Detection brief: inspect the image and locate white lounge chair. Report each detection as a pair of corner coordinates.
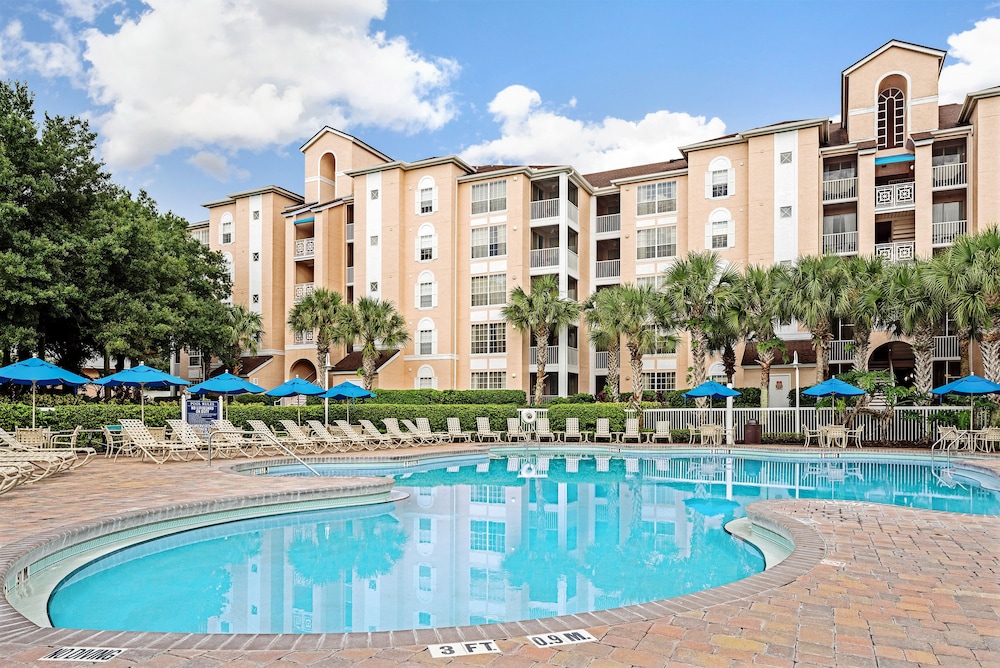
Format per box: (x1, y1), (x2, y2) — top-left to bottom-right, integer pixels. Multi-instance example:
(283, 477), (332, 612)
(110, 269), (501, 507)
(564, 417), (587, 442)
(476, 417), (502, 442)
(593, 418), (616, 443)
(506, 417), (529, 442)
(650, 421), (673, 444)
(446, 417), (472, 442)
(534, 417), (559, 442)
(621, 418), (642, 444)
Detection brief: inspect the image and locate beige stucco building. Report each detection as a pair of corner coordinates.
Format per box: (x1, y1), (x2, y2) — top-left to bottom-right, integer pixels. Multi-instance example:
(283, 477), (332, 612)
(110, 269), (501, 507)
(183, 40), (1000, 404)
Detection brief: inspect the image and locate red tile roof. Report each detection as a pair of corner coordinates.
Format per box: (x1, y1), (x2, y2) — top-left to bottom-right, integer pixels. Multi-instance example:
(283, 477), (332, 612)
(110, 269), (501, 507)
(583, 159), (688, 188)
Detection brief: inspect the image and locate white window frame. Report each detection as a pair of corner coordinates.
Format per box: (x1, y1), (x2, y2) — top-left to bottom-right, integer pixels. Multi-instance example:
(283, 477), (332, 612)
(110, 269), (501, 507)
(636, 274), (669, 291)
(705, 157), (735, 199)
(471, 273), (506, 307)
(705, 208), (736, 250)
(415, 270), (437, 309)
(471, 371), (506, 390)
(219, 214), (234, 245)
(191, 228), (210, 246)
(636, 226), (677, 260)
(471, 224), (507, 259)
(415, 223), (438, 262)
(877, 87), (905, 150)
(416, 176), (438, 215)
(636, 181), (677, 216)
(416, 364), (436, 389)
(647, 326), (677, 355)
(642, 371), (676, 391)
(416, 318), (436, 356)
(471, 180), (507, 215)
(471, 323), (506, 355)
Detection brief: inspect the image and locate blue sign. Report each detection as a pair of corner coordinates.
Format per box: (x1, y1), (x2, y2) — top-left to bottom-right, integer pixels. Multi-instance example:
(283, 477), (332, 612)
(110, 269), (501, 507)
(185, 399), (220, 435)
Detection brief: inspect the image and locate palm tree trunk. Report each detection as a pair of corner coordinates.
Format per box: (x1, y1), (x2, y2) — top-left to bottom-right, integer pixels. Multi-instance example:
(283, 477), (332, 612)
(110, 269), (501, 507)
(814, 320), (832, 380)
(606, 337), (621, 402)
(911, 325), (934, 398)
(316, 342), (330, 388)
(534, 327), (549, 406)
(981, 328), (1000, 383)
(690, 332), (708, 387)
(362, 352), (377, 391)
(722, 343), (736, 384)
(758, 349), (775, 409)
(627, 341), (643, 408)
(852, 330), (870, 372)
(960, 335), (971, 377)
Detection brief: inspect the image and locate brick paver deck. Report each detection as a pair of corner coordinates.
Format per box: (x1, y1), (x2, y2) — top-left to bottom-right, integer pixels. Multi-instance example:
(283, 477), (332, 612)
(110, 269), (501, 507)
(1, 445), (999, 667)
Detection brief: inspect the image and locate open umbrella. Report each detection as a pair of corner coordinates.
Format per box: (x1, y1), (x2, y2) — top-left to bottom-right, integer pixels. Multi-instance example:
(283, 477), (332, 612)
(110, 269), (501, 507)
(187, 372), (264, 420)
(801, 377), (865, 398)
(265, 377), (325, 424)
(323, 381), (376, 422)
(931, 374), (1000, 430)
(0, 356), (90, 427)
(683, 381), (742, 400)
(93, 363), (190, 422)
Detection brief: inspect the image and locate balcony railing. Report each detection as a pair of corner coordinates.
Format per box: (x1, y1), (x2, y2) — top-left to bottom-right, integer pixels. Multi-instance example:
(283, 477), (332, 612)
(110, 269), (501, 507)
(874, 241), (916, 263)
(529, 346), (559, 365)
(822, 231), (858, 255)
(822, 177), (858, 202)
(568, 249), (579, 272)
(596, 213), (621, 234)
(530, 247), (560, 268)
(345, 223), (354, 242)
(294, 282), (315, 303)
(829, 340), (853, 364)
(294, 237), (315, 259)
(567, 201), (579, 224)
(346, 266), (354, 284)
(595, 351), (609, 371)
(932, 162), (967, 189)
(875, 182), (915, 210)
(530, 199), (559, 220)
(567, 346), (579, 367)
(933, 335), (960, 360)
(293, 330), (315, 345)
(595, 259), (621, 279)
(932, 219), (967, 246)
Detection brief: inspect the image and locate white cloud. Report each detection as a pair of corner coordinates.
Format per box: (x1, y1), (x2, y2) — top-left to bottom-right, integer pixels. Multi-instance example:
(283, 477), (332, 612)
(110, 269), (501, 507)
(460, 85), (726, 173)
(187, 151), (249, 181)
(8, 0), (460, 170)
(939, 17), (1000, 104)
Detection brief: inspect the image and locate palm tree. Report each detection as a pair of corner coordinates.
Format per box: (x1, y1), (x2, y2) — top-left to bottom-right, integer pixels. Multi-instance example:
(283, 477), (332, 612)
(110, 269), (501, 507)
(885, 260), (945, 397)
(663, 251), (739, 388)
(841, 255), (890, 371)
(584, 285), (627, 401)
(287, 288), (348, 385)
(340, 297), (411, 391)
(502, 275), (582, 405)
(737, 264), (790, 408)
(785, 254), (847, 381)
(615, 284), (673, 410)
(224, 303), (264, 375)
(927, 226), (1000, 382)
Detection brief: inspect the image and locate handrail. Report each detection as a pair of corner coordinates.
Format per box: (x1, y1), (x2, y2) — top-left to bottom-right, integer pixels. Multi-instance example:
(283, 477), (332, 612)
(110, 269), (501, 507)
(207, 429), (321, 476)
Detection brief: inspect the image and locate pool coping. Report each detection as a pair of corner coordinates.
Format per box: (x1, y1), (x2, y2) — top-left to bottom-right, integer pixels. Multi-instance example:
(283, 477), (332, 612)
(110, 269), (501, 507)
(1, 444), (996, 653)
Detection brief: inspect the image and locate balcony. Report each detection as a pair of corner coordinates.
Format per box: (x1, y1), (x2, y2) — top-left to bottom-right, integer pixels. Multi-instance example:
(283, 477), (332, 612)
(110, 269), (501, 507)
(875, 182), (915, 211)
(530, 247), (559, 268)
(933, 335), (960, 360)
(294, 282), (315, 303)
(596, 213), (621, 234)
(530, 199), (559, 220)
(932, 220), (967, 247)
(822, 177), (858, 203)
(529, 346), (559, 365)
(346, 266), (354, 285)
(294, 237), (315, 259)
(567, 201), (579, 224)
(595, 259), (621, 279)
(568, 249), (578, 272)
(822, 231), (858, 256)
(345, 223), (354, 242)
(829, 340), (853, 364)
(874, 241), (915, 263)
(932, 162), (967, 189)
(595, 351), (609, 371)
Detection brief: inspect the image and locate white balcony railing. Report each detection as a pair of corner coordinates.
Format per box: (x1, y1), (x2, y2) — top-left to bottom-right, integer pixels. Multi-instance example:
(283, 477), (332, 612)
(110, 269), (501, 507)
(568, 249), (579, 272)
(595, 259), (621, 279)
(596, 213), (621, 234)
(875, 182), (915, 210)
(933, 335), (960, 360)
(529, 346), (559, 365)
(822, 231), (858, 255)
(294, 237), (315, 259)
(932, 162), (967, 189)
(345, 223), (354, 242)
(294, 282), (316, 303)
(530, 247), (560, 268)
(567, 201), (579, 224)
(293, 330), (315, 345)
(932, 219), (967, 246)
(346, 266), (354, 284)
(829, 340), (853, 364)
(595, 351), (609, 371)
(530, 199), (559, 220)
(567, 346), (579, 367)
(822, 177), (858, 202)
(874, 241), (916, 263)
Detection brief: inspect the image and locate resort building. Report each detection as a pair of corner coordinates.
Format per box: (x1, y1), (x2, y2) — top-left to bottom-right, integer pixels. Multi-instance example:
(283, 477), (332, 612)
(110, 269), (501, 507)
(184, 39), (1000, 403)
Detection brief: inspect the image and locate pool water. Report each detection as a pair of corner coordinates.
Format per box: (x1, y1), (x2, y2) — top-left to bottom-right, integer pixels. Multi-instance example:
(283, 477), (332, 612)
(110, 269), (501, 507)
(48, 453), (1000, 634)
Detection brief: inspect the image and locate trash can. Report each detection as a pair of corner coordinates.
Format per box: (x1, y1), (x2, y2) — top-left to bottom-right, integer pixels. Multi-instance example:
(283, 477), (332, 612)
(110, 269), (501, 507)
(744, 419), (761, 444)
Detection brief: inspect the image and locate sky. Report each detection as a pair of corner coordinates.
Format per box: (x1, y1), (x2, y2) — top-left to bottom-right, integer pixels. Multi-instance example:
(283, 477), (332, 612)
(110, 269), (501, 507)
(2, 0), (999, 223)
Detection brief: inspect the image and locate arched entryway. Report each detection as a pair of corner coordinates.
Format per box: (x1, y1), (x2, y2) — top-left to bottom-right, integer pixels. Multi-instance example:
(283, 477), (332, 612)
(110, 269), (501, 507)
(289, 358), (318, 384)
(868, 341), (914, 386)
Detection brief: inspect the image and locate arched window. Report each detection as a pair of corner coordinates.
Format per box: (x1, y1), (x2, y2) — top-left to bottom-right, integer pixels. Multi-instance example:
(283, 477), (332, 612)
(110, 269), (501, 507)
(705, 157), (734, 199)
(219, 213), (234, 245)
(415, 270), (437, 309)
(416, 176), (437, 215)
(416, 318), (436, 356)
(415, 223), (438, 262)
(705, 208), (735, 250)
(878, 88), (905, 149)
(319, 152), (337, 201)
(416, 364), (436, 389)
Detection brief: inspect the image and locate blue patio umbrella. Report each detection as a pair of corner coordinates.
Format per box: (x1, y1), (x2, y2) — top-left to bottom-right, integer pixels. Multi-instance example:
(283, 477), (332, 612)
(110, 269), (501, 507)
(323, 381), (376, 422)
(187, 372), (264, 420)
(265, 377), (325, 423)
(0, 356), (90, 427)
(93, 363), (190, 422)
(801, 377), (866, 398)
(931, 374), (1000, 429)
(683, 381), (742, 400)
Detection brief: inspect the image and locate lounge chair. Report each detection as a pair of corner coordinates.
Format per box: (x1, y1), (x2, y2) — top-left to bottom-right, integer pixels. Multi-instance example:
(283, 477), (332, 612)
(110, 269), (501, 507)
(563, 417), (587, 442)
(1, 426), (88, 471)
(277, 420), (327, 453)
(650, 421), (673, 444)
(305, 420), (349, 452)
(534, 417), (559, 442)
(446, 417), (472, 442)
(475, 417), (502, 443)
(414, 418), (448, 443)
(359, 420), (395, 448)
(165, 419), (211, 459)
(40, 426), (97, 468)
(120, 419), (202, 463)
(403, 418), (438, 443)
(0, 461), (34, 494)
(505, 417), (529, 442)
(383, 418), (420, 445)
(334, 420), (376, 451)
(593, 418), (616, 443)
(621, 418), (642, 444)
(208, 419), (261, 458)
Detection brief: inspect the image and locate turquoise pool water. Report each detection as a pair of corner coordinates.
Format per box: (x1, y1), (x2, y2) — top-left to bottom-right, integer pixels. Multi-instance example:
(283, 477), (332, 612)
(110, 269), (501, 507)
(47, 453), (1000, 634)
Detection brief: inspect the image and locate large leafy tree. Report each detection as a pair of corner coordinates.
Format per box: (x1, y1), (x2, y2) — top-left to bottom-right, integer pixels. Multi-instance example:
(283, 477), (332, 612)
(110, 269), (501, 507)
(502, 275), (582, 405)
(584, 285), (628, 401)
(287, 288), (349, 385)
(737, 264), (791, 408)
(662, 251), (739, 388)
(340, 297), (411, 391)
(785, 254), (848, 381)
(885, 260), (945, 397)
(840, 254), (890, 371)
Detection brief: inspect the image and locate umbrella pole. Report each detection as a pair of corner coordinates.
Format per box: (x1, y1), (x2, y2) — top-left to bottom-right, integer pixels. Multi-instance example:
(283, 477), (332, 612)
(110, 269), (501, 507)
(140, 383), (145, 423)
(32, 382), (37, 429)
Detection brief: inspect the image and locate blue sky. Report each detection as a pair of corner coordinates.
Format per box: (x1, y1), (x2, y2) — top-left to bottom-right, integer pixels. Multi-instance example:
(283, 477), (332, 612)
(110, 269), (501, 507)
(2, 0), (999, 223)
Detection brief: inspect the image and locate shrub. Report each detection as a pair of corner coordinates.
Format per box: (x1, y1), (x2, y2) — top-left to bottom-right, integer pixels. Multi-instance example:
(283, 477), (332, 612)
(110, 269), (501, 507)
(367, 389), (525, 405)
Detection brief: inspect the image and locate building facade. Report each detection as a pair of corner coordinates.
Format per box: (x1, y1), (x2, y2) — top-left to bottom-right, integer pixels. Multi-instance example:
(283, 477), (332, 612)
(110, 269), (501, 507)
(186, 40), (1000, 402)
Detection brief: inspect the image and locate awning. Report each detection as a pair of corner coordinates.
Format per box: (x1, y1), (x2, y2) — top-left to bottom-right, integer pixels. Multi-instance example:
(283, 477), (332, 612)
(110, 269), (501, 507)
(294, 216), (315, 224)
(874, 154), (915, 165)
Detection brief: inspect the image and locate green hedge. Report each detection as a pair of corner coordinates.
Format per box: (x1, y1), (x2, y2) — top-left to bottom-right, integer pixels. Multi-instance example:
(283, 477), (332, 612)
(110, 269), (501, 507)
(545, 403), (629, 432)
(366, 389), (526, 405)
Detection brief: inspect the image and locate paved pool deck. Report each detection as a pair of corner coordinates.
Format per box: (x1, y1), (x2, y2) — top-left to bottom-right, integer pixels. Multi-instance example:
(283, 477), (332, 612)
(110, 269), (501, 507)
(1, 444), (999, 667)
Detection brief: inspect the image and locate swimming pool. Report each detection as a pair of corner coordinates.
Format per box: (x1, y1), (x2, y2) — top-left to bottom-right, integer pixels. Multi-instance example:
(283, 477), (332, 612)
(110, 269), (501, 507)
(45, 452), (1000, 634)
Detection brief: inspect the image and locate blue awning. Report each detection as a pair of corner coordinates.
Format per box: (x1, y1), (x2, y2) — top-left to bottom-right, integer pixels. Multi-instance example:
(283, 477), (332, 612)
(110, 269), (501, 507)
(294, 216), (315, 224)
(874, 154), (915, 165)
